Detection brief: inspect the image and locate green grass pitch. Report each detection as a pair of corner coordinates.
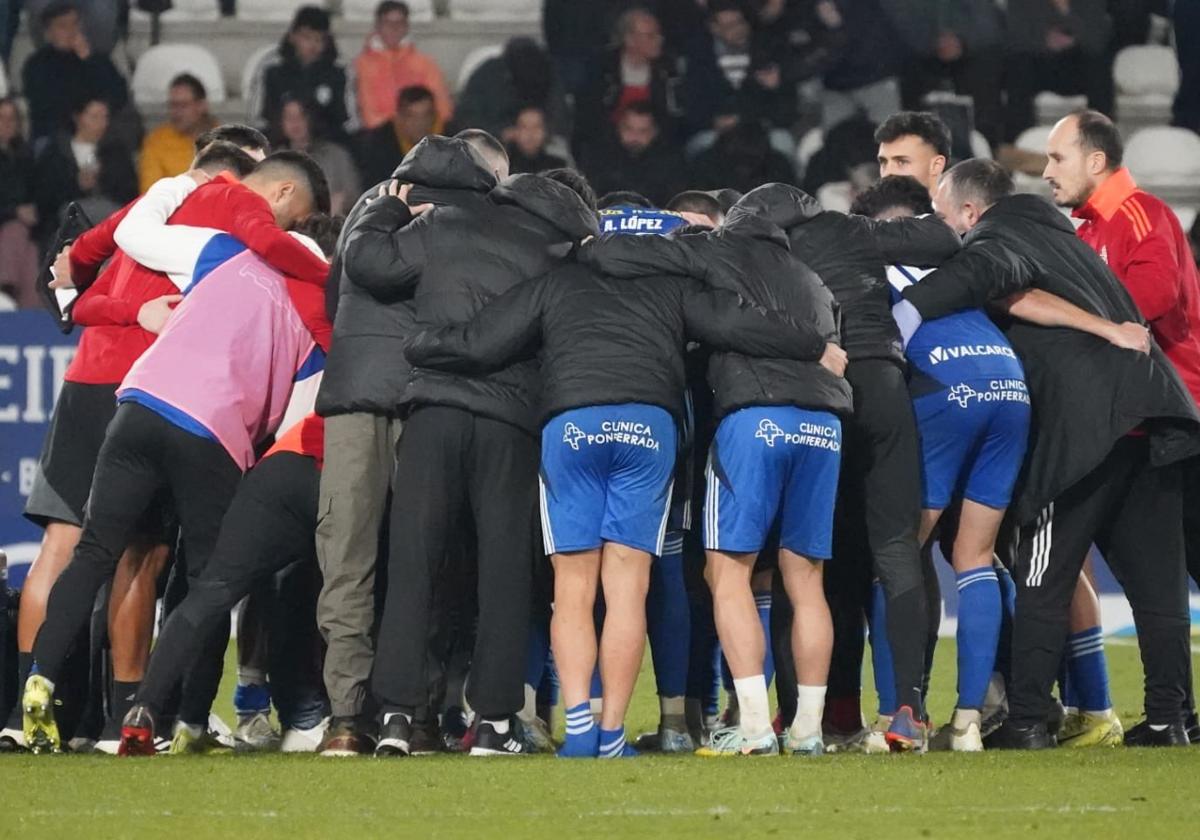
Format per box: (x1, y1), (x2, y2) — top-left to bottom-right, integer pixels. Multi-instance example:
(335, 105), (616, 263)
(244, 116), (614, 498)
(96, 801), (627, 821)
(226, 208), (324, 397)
(2, 640), (1199, 839)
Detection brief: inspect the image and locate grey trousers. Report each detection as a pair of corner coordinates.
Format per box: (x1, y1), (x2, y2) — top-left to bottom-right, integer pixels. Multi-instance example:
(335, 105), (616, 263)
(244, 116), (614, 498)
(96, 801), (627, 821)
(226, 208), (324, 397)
(315, 412), (403, 719)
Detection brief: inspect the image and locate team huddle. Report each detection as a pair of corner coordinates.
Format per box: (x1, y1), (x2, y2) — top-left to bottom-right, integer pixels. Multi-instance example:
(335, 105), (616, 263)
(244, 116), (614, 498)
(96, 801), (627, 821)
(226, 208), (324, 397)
(4, 106), (1200, 760)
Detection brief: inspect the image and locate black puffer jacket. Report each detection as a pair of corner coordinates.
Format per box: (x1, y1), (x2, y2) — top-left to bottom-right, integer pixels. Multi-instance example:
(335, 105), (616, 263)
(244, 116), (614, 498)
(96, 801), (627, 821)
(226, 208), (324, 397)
(903, 194), (1200, 523)
(582, 184), (854, 420)
(316, 135), (495, 418)
(759, 187), (961, 363)
(344, 163), (598, 434)
(405, 243), (830, 428)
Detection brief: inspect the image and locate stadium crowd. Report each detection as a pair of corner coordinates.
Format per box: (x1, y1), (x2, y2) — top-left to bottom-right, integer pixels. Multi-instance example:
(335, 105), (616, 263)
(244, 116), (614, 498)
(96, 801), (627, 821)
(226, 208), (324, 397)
(1, 0), (1200, 760)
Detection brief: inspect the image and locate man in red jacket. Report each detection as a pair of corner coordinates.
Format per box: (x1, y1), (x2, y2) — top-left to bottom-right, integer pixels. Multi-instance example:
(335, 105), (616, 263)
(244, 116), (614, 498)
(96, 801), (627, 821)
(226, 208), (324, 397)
(1, 139), (331, 753)
(1045, 109), (1200, 745)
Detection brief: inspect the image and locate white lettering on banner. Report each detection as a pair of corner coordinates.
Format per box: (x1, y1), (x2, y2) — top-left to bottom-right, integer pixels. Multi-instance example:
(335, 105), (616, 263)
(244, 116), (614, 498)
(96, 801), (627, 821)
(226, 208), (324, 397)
(0, 346), (18, 422)
(928, 344), (1017, 365)
(19, 458), (36, 496)
(754, 418), (840, 451)
(22, 345), (45, 423)
(0, 343), (78, 423)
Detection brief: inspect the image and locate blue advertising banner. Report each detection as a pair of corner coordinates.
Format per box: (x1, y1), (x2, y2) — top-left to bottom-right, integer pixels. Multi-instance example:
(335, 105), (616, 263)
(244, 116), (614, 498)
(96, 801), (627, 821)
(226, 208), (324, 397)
(0, 311), (78, 590)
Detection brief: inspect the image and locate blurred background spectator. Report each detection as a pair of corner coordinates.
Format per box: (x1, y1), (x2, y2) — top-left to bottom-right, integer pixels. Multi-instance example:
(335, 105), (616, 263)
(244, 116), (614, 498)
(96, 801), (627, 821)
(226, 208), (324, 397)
(356, 83), (439, 185)
(691, 116), (796, 193)
(274, 93), (361, 215)
(32, 94), (136, 249)
(355, 1), (452, 131)
(505, 105), (568, 174)
(249, 5), (356, 140)
(0, 95), (38, 308)
(139, 73), (217, 193)
(454, 36), (570, 139)
(580, 100), (687, 205)
(21, 2), (130, 144)
(23, 0), (123, 57)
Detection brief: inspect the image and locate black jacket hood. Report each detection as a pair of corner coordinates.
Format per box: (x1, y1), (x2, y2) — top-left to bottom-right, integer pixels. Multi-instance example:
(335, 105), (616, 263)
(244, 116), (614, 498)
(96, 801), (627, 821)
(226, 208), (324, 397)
(972, 193), (1076, 239)
(581, 233), (685, 280)
(729, 183), (821, 233)
(392, 135), (498, 193)
(491, 173), (599, 242)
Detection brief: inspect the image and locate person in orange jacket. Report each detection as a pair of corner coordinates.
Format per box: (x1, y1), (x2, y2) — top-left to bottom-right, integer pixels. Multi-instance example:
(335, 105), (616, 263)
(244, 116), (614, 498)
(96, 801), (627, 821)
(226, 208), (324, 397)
(353, 1), (452, 131)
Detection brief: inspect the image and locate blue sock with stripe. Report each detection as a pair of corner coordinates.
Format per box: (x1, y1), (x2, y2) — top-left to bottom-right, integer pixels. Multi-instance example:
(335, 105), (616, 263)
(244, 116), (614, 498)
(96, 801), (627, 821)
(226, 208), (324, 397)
(955, 568), (1002, 710)
(647, 539), (690, 699)
(598, 726), (637, 758)
(755, 591), (775, 688)
(868, 580), (897, 717)
(995, 564), (1016, 617)
(1067, 627), (1111, 712)
(558, 701), (599, 758)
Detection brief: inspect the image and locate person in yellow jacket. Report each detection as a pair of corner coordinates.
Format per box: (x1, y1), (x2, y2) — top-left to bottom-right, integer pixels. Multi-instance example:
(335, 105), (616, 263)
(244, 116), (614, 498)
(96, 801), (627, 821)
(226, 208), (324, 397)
(138, 74), (216, 194)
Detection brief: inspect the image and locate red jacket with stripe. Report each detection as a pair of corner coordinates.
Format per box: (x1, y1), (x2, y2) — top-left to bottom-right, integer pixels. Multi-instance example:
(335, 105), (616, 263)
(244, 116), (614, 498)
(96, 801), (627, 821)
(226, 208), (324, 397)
(1074, 167), (1200, 405)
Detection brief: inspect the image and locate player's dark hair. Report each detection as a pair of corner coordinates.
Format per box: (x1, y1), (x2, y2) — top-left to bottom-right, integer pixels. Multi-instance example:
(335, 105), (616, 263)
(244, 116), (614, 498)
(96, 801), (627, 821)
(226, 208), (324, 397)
(711, 188), (742, 213)
(194, 123), (270, 156)
(397, 85), (435, 109)
(40, 2), (76, 28)
(170, 73), (207, 101)
(874, 111), (952, 160)
(1073, 109), (1124, 170)
(252, 150), (332, 215)
(542, 168), (598, 214)
(616, 6), (658, 42)
(618, 100), (657, 123)
(707, 0), (748, 20)
(598, 191), (654, 210)
(945, 158), (1014, 209)
(455, 128), (508, 163)
(375, 0), (409, 19)
(290, 4), (331, 33)
(291, 213), (345, 259)
(667, 190), (723, 220)
(193, 140), (257, 178)
(849, 175), (934, 219)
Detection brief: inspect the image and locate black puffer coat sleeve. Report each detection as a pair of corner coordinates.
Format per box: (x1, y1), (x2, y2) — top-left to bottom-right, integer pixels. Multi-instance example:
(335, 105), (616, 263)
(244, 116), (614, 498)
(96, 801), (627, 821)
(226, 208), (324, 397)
(903, 235), (1036, 319)
(342, 195), (421, 300)
(853, 212), (962, 267)
(404, 276), (547, 374)
(681, 279), (829, 361)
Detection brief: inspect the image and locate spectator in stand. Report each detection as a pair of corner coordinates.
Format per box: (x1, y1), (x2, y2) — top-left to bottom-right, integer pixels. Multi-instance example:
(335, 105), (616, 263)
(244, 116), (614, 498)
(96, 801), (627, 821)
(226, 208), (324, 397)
(24, 0), (124, 57)
(21, 2), (130, 143)
(682, 0), (798, 157)
(1004, 0), (1113, 143)
(690, 117), (797, 193)
(1175, 0), (1200, 133)
(355, 85), (440, 187)
(139, 74), (218, 194)
(0, 97), (39, 308)
(249, 6), (356, 140)
(354, 1), (452, 132)
(880, 0), (1004, 146)
(505, 106), (569, 175)
(580, 100), (688, 206)
(574, 7), (685, 154)
(32, 95), (137, 250)
(454, 37), (571, 140)
(274, 95), (361, 216)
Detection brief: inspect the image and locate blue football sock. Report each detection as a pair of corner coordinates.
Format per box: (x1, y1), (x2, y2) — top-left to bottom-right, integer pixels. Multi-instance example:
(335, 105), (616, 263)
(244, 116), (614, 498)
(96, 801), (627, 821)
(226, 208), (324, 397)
(234, 682), (271, 717)
(1067, 627), (1111, 712)
(755, 591), (775, 687)
(647, 540), (690, 699)
(868, 579), (897, 717)
(954, 568), (1002, 710)
(558, 701), (598, 758)
(598, 726), (636, 758)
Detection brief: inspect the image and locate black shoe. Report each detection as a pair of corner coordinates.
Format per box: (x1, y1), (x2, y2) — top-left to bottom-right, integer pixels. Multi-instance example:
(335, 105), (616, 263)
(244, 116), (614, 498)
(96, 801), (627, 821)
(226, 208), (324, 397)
(1184, 710), (1199, 745)
(408, 717), (442, 756)
(0, 728), (24, 753)
(375, 714), (413, 757)
(441, 707), (470, 753)
(983, 720), (1056, 750)
(1123, 719), (1190, 747)
(469, 719), (529, 756)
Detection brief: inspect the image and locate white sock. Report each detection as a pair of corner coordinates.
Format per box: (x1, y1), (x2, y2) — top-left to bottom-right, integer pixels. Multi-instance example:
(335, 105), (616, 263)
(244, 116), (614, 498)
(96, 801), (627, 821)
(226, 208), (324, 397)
(237, 666), (267, 686)
(518, 684), (538, 723)
(589, 697), (603, 716)
(660, 696), (685, 718)
(487, 718), (510, 734)
(733, 675), (772, 739)
(790, 685), (827, 740)
(383, 712), (411, 727)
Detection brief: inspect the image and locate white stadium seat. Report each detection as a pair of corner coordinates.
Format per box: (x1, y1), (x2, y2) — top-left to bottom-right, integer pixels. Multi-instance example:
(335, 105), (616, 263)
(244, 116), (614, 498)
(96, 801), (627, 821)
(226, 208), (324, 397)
(237, 0), (322, 21)
(0, 61), (7, 98)
(1125, 127), (1200, 207)
(1014, 125), (1052, 155)
(969, 129), (993, 160)
(456, 43), (504, 93)
(1034, 92), (1087, 126)
(1172, 206), (1197, 233)
(132, 43), (227, 106)
(450, 0), (541, 21)
(794, 127), (824, 176)
(342, 0), (434, 21)
(1114, 45), (1179, 128)
(241, 43), (280, 104)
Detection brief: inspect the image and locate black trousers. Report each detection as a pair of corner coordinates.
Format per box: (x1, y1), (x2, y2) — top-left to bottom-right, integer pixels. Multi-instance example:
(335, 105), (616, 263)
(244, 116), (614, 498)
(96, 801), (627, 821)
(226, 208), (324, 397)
(1003, 48), (1114, 143)
(373, 406), (537, 719)
(1008, 437), (1191, 727)
(32, 403), (241, 685)
(828, 359), (928, 716)
(138, 452), (320, 719)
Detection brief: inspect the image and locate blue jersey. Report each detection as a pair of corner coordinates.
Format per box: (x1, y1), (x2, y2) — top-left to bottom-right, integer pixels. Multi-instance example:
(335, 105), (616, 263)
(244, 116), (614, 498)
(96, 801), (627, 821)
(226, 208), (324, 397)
(888, 265), (1025, 390)
(599, 206), (689, 237)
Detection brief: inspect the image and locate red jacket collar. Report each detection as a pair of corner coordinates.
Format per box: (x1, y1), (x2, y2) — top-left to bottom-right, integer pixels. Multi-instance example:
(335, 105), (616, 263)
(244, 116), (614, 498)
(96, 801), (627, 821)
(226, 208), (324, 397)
(1073, 167), (1139, 223)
